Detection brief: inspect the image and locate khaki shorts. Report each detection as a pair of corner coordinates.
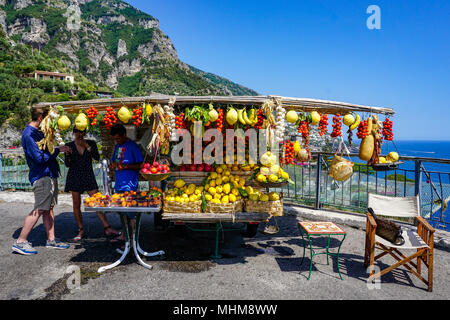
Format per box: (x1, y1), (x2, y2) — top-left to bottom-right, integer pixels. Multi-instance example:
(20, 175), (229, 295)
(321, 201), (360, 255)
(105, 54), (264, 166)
(32, 176), (58, 211)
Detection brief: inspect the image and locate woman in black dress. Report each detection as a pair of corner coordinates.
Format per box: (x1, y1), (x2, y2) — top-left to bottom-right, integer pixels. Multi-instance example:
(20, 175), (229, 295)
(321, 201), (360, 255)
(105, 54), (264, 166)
(64, 128), (120, 241)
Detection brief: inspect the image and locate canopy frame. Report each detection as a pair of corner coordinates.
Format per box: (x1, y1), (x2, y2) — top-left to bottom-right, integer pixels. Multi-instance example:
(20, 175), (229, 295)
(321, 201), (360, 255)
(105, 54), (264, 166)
(33, 94), (395, 116)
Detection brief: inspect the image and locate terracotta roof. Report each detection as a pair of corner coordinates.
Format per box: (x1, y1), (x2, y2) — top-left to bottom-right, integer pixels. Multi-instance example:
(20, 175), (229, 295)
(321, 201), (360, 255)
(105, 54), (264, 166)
(34, 70), (69, 77)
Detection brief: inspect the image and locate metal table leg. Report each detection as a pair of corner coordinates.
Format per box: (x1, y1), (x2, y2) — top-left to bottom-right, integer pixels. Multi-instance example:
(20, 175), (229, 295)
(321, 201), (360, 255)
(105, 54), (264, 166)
(307, 235), (314, 280)
(135, 212), (165, 257)
(132, 213), (165, 270)
(336, 234), (346, 280)
(98, 213), (131, 273)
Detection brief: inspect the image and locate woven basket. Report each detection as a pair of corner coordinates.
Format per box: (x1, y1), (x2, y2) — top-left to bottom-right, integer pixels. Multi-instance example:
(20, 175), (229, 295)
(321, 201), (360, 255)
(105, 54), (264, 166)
(204, 199), (244, 214)
(141, 172), (171, 181)
(328, 155), (353, 182)
(168, 171), (209, 187)
(255, 180), (288, 189)
(162, 194), (202, 213)
(244, 192), (283, 216)
(371, 162), (403, 171)
(245, 199), (283, 217)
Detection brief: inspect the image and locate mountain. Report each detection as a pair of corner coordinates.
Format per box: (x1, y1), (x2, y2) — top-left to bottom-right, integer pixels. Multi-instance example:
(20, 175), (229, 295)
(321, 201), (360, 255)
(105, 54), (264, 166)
(0, 0), (258, 96)
(0, 26), (99, 130)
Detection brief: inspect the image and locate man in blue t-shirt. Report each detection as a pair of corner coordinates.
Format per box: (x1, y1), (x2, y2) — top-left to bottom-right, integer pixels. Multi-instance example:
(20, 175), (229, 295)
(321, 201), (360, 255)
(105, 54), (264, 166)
(109, 124), (144, 192)
(109, 124), (144, 245)
(12, 107), (71, 255)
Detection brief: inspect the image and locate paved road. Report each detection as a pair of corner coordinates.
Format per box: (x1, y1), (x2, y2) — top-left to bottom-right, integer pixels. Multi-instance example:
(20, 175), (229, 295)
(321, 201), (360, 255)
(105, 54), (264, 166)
(1, 202), (449, 300)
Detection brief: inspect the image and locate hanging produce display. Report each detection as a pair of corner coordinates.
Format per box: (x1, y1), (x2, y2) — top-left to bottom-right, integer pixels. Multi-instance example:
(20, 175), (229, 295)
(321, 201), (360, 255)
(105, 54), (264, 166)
(343, 112), (360, 146)
(103, 106), (118, 129)
(86, 106), (99, 126)
(37, 105), (65, 154)
(74, 111), (89, 131)
(318, 113), (328, 136)
(382, 118), (393, 141)
(131, 105), (143, 127)
(330, 113), (342, 138)
(31, 94), (396, 240)
(117, 106), (132, 124)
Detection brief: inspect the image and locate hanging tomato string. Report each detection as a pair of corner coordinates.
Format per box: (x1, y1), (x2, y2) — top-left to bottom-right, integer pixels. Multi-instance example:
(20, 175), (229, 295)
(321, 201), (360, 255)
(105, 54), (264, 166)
(281, 140), (295, 166)
(103, 107), (117, 129)
(318, 113), (328, 136)
(175, 112), (187, 129)
(356, 119), (369, 139)
(254, 109), (264, 130)
(216, 109), (224, 132)
(86, 106), (99, 126)
(382, 118), (393, 141)
(330, 113), (342, 138)
(131, 105), (143, 127)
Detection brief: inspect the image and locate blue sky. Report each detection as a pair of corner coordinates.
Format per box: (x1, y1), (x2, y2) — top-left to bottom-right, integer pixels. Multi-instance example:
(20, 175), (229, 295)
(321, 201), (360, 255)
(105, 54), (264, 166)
(126, 0), (450, 140)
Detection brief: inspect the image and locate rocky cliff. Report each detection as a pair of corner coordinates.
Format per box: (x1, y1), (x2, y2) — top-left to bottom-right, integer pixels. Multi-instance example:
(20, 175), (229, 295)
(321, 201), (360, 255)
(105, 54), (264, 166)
(0, 0), (258, 96)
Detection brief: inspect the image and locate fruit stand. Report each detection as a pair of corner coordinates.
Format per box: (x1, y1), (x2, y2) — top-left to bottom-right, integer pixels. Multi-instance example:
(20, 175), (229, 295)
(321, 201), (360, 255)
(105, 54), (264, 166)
(33, 94), (395, 261)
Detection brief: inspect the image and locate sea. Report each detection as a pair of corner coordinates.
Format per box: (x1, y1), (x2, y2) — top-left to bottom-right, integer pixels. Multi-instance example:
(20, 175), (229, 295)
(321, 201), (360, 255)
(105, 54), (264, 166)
(352, 140), (450, 231)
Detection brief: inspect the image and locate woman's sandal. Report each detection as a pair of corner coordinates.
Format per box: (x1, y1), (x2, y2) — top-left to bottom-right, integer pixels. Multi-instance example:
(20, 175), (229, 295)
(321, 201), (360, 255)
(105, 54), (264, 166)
(109, 234), (125, 244)
(104, 225), (121, 237)
(73, 227), (85, 241)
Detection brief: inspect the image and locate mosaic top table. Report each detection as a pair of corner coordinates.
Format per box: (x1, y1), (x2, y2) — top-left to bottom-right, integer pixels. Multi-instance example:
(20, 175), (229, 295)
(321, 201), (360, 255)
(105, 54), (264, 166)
(297, 221), (347, 280)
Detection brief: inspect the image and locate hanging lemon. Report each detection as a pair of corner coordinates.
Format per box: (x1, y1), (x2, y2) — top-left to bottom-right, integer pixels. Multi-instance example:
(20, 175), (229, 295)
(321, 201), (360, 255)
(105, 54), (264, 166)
(285, 110), (299, 123)
(343, 113), (355, 126)
(226, 107), (238, 125)
(310, 111), (321, 125)
(209, 107), (219, 122)
(118, 106), (132, 123)
(145, 103), (153, 116)
(294, 141), (301, 155)
(57, 115), (71, 131)
(75, 113), (88, 131)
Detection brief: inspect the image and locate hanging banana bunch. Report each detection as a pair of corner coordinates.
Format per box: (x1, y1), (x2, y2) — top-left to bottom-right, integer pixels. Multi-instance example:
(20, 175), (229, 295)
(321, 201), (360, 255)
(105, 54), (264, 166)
(37, 106), (64, 154)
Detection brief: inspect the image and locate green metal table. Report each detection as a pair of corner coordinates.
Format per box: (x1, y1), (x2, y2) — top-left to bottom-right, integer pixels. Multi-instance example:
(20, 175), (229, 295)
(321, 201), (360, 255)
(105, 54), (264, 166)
(297, 221), (347, 280)
(162, 212), (271, 259)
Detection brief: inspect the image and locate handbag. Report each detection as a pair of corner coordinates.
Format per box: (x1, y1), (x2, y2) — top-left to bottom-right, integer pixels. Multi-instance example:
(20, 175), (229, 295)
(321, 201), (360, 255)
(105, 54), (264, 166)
(368, 207), (405, 246)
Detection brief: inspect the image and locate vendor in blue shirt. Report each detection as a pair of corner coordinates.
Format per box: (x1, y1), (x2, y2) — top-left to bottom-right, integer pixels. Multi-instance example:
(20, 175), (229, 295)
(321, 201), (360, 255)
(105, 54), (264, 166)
(109, 124), (144, 192)
(109, 124), (144, 245)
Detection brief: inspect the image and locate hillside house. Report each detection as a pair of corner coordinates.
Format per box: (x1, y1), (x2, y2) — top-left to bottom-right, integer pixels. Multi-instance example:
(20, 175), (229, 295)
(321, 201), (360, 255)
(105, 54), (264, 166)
(25, 70), (75, 84)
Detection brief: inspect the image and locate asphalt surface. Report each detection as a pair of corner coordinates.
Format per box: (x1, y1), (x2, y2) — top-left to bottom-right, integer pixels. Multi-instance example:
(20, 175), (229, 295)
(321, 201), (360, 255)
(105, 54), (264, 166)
(1, 202), (449, 300)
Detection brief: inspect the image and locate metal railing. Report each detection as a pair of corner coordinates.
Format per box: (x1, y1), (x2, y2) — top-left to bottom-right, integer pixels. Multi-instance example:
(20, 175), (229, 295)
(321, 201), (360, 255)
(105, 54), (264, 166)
(1, 150), (449, 231)
(269, 152), (450, 231)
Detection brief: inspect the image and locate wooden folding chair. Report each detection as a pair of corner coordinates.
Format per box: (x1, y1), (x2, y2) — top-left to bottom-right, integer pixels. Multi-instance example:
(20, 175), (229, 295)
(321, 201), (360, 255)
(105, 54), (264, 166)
(364, 193), (435, 292)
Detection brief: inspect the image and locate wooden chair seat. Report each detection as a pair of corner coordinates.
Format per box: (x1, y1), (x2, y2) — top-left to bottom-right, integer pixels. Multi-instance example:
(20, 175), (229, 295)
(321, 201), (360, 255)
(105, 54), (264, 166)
(375, 229), (428, 250)
(364, 193), (435, 292)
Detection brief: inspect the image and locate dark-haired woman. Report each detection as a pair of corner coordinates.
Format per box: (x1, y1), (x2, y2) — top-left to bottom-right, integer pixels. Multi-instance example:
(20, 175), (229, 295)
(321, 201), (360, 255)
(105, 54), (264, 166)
(64, 128), (120, 241)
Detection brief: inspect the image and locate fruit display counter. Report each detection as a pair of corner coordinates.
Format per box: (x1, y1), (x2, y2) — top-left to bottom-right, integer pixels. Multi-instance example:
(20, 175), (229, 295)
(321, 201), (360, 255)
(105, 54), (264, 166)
(33, 94), (395, 261)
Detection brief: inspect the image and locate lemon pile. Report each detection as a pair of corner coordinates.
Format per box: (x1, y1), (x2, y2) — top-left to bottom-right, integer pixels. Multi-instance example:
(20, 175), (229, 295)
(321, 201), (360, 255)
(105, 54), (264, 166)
(255, 151), (290, 183)
(248, 190), (281, 202)
(204, 164), (247, 204)
(165, 180), (203, 203)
